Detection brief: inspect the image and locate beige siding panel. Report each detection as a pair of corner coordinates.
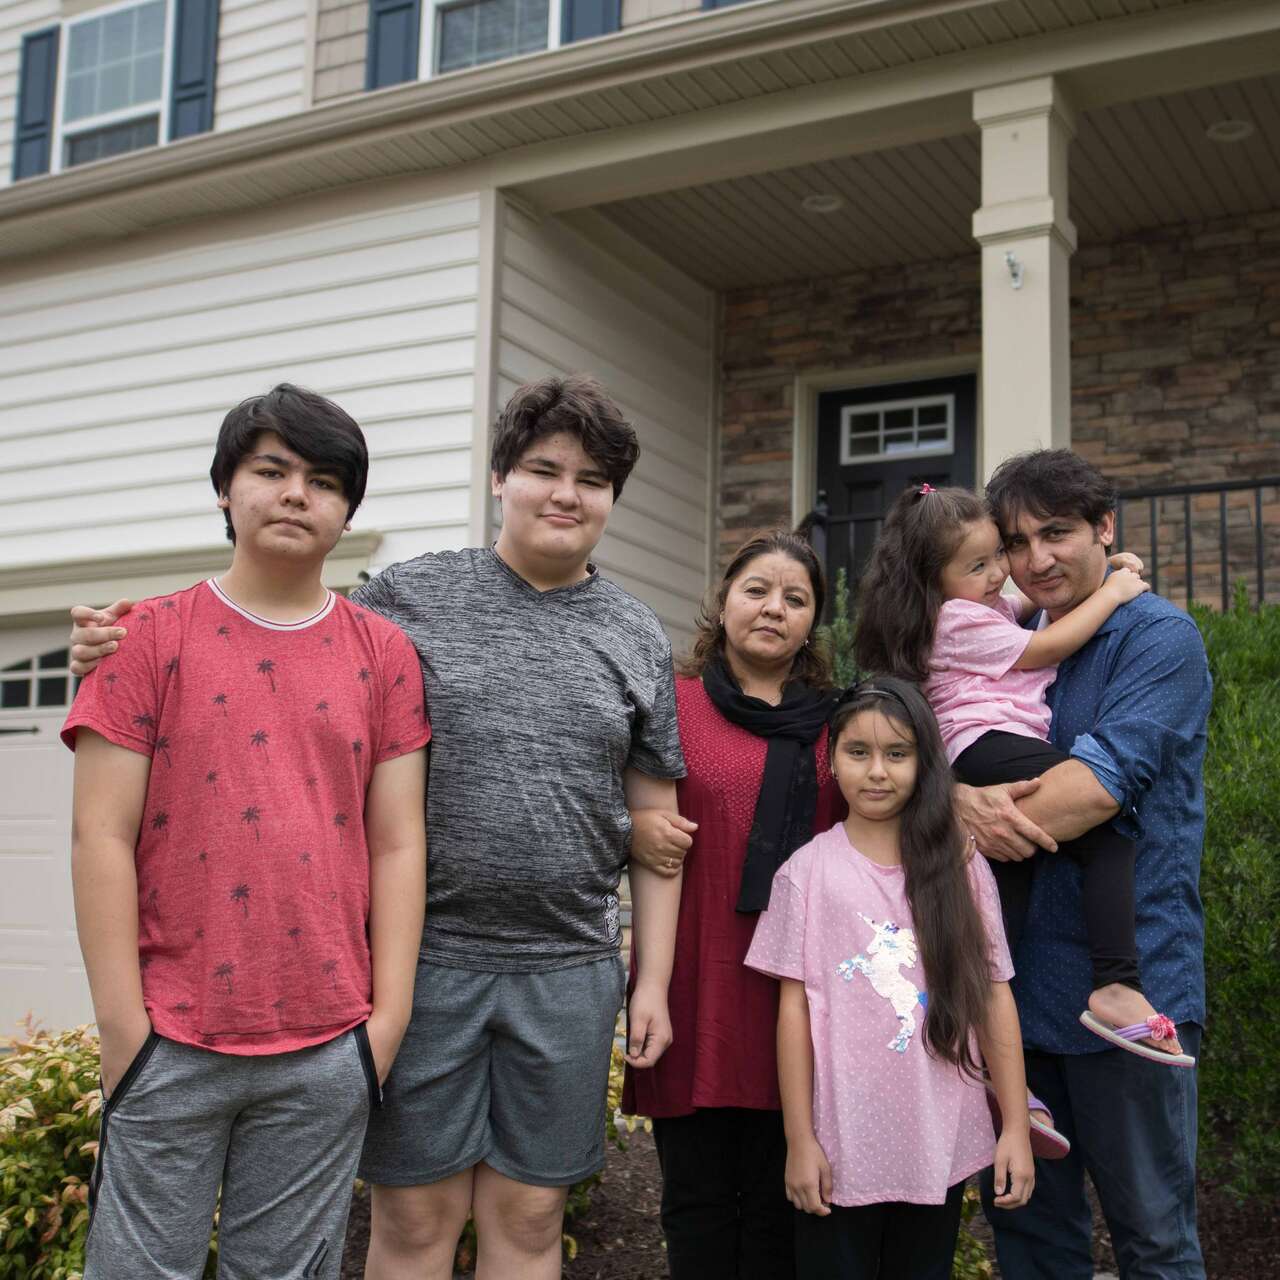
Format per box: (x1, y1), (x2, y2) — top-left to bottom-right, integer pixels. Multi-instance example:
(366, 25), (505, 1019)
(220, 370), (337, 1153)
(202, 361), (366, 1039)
(620, 0), (698, 30)
(0, 190), (483, 574)
(497, 201), (713, 646)
(312, 0), (366, 105)
(215, 0), (308, 132)
(0, 0), (60, 190)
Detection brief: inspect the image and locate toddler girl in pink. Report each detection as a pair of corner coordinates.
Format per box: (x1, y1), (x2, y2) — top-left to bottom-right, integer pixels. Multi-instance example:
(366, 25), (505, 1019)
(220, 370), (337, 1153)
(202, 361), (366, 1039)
(747, 678), (1032, 1279)
(855, 483), (1193, 1069)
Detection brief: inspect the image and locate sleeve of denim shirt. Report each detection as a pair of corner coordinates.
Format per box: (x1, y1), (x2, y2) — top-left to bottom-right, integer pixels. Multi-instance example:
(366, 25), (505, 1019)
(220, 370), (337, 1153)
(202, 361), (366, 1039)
(1067, 615), (1211, 841)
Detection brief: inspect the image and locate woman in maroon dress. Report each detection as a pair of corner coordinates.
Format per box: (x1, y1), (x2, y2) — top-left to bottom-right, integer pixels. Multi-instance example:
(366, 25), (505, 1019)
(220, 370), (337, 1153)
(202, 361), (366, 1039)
(625, 530), (846, 1280)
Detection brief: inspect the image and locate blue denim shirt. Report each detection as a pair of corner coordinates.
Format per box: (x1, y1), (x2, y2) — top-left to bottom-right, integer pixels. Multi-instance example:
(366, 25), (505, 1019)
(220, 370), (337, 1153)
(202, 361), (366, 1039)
(1012, 589), (1212, 1055)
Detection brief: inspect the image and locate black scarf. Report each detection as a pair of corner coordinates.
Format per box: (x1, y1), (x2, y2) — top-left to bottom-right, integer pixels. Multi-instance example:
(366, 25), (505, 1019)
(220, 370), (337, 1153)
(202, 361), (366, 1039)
(702, 656), (837, 913)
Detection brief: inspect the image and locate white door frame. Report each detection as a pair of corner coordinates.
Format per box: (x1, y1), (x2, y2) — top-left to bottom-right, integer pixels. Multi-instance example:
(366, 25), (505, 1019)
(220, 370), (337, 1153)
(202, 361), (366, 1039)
(790, 355), (982, 525)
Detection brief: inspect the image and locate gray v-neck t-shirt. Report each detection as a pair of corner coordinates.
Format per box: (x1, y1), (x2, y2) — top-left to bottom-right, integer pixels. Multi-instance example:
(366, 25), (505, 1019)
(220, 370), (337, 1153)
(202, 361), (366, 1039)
(352, 546), (685, 972)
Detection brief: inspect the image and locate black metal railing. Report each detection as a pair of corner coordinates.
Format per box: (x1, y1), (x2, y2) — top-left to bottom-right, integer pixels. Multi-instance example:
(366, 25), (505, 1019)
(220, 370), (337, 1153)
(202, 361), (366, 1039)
(803, 476), (1280, 612)
(1114, 477), (1278, 611)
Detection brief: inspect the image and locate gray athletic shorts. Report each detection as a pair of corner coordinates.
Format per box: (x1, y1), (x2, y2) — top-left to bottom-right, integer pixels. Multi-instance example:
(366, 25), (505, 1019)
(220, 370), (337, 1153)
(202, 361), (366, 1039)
(86, 1027), (376, 1279)
(359, 954), (625, 1188)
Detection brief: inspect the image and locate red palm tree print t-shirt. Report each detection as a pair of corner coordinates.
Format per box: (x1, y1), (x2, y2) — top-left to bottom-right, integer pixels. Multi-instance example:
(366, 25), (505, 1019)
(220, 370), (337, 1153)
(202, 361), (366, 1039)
(62, 579), (430, 1055)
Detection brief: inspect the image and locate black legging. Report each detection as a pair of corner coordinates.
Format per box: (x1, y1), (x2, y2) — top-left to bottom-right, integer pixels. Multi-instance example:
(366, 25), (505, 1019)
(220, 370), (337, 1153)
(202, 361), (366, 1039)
(954, 730), (1141, 993)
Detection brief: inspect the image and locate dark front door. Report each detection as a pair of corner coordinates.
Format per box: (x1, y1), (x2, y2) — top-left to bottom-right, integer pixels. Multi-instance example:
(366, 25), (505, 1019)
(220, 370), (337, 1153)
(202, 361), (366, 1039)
(815, 374), (977, 604)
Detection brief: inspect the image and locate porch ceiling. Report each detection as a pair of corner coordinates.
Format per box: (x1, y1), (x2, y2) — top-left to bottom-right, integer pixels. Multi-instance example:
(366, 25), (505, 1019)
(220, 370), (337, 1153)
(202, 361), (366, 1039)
(597, 72), (1280, 290)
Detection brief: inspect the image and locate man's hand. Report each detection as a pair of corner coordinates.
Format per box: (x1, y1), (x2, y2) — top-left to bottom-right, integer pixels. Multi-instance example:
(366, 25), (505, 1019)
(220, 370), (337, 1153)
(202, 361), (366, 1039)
(364, 1010), (408, 1086)
(954, 779), (1058, 861)
(99, 1009), (153, 1100)
(624, 979), (673, 1069)
(630, 809), (697, 878)
(1107, 551), (1144, 575)
(69, 600), (134, 676)
(784, 1134), (833, 1216)
(990, 1129), (1035, 1209)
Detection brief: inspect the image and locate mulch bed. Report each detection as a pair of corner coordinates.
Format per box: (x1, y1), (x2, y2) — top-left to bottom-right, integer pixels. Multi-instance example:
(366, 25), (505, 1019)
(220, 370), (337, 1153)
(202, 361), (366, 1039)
(342, 1127), (1279, 1279)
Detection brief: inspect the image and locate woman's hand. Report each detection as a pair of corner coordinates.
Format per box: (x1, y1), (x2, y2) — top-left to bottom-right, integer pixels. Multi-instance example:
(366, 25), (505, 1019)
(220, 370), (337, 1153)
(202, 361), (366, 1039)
(785, 1133), (833, 1215)
(990, 1128), (1035, 1209)
(953, 780), (1057, 862)
(629, 809), (697, 877)
(69, 600), (134, 676)
(625, 979), (673, 1068)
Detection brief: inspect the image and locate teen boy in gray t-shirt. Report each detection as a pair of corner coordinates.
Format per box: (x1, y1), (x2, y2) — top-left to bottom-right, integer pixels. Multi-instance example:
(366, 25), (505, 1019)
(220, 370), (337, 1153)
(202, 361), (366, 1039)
(352, 544), (681, 971)
(70, 374), (687, 1280)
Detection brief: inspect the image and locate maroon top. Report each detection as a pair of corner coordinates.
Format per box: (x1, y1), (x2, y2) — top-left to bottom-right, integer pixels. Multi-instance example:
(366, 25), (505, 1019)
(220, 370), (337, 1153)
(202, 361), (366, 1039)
(623, 674), (846, 1118)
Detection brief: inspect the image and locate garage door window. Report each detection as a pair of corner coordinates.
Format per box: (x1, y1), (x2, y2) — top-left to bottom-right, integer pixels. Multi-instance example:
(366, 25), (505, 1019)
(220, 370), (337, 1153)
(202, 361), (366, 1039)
(1, 647), (77, 709)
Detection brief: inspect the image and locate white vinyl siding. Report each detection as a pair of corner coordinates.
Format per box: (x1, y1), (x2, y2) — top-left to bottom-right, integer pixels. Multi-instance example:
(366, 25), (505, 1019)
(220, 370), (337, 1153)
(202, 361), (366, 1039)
(497, 200), (714, 653)
(0, 189), (482, 574)
(214, 0), (307, 131)
(0, 0), (62, 189)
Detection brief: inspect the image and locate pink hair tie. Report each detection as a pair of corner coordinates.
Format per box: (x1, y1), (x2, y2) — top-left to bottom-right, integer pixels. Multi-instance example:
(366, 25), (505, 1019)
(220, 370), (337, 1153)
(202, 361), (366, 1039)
(919, 483), (936, 496)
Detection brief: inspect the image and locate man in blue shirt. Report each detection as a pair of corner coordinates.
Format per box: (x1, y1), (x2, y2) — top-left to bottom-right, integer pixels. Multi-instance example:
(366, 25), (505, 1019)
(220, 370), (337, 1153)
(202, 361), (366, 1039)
(957, 450), (1211, 1279)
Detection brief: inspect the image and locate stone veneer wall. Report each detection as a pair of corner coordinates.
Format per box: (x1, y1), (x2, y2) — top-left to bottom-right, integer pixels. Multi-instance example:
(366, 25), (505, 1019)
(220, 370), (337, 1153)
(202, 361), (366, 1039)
(718, 211), (1280, 604)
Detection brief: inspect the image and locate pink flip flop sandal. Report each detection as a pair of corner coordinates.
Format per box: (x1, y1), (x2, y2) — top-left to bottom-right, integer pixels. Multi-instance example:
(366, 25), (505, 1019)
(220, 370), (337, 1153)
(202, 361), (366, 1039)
(984, 1082), (1071, 1160)
(1079, 1011), (1196, 1067)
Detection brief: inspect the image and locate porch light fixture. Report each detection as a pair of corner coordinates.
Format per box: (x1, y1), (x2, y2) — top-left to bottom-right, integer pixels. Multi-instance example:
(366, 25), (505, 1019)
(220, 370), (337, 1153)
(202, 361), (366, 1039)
(801, 193), (844, 214)
(1005, 251), (1024, 290)
(1205, 119), (1255, 143)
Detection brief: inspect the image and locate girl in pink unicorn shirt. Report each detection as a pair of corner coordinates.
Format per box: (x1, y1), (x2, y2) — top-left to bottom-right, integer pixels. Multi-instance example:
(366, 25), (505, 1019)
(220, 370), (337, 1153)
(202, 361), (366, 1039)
(747, 679), (1032, 1279)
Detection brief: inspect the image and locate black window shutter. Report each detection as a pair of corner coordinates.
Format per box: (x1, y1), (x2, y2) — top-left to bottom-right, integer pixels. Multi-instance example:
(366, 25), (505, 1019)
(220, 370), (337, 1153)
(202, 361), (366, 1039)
(12, 27), (59, 181)
(169, 0), (221, 139)
(365, 0), (420, 90)
(562, 0), (620, 44)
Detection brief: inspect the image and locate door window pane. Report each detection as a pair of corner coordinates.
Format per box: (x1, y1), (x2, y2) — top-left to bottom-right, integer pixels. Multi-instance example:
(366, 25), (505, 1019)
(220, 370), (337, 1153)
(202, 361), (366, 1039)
(840, 396), (955, 465)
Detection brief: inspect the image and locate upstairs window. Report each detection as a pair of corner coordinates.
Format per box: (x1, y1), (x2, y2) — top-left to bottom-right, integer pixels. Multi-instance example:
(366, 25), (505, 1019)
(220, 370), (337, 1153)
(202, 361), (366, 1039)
(57, 0), (170, 170)
(422, 0), (562, 77)
(437, 0), (549, 73)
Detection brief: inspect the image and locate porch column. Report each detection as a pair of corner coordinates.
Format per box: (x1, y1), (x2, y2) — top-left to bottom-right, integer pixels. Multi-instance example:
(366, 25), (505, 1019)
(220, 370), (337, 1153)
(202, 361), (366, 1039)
(972, 76), (1077, 480)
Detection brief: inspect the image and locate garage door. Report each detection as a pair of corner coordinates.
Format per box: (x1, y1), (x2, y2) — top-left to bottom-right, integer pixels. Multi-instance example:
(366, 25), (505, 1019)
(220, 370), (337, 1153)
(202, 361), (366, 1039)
(0, 629), (90, 1036)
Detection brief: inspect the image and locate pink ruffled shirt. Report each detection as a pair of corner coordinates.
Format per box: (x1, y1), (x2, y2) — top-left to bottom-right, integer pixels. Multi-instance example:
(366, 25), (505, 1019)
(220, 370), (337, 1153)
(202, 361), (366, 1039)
(923, 596), (1055, 763)
(745, 823), (1013, 1206)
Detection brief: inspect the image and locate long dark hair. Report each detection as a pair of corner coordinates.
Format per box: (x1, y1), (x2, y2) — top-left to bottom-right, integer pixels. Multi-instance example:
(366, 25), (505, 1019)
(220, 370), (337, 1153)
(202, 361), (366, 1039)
(855, 485), (989, 682)
(682, 530), (833, 688)
(828, 677), (992, 1075)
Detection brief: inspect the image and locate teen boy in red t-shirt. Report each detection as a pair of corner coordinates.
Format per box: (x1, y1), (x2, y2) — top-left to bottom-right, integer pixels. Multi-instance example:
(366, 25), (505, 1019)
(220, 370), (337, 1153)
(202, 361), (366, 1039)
(62, 385), (428, 1279)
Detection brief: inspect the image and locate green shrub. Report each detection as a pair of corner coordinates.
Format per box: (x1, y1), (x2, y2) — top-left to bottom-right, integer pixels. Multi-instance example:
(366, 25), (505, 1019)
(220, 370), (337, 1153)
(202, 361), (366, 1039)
(0, 1023), (98, 1280)
(1192, 588), (1280, 1199)
(815, 567), (861, 688)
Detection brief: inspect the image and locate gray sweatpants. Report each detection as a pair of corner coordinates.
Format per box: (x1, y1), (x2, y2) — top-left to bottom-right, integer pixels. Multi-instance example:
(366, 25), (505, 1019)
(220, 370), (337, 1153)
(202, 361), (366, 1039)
(86, 1026), (378, 1279)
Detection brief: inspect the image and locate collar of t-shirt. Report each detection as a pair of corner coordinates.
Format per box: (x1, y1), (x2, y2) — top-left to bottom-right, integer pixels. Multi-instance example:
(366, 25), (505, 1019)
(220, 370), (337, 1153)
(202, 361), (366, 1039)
(487, 546), (601, 600)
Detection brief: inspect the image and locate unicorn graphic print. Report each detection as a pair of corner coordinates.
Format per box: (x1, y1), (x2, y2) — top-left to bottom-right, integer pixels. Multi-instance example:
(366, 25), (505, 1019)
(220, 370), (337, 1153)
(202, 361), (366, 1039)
(837, 913), (928, 1053)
